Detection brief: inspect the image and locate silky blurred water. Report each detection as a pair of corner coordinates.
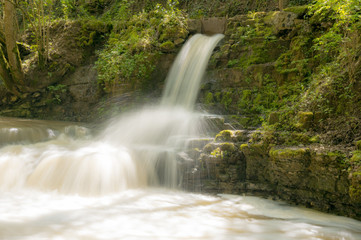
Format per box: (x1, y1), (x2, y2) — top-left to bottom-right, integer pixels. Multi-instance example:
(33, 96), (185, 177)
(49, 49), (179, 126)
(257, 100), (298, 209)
(0, 34), (360, 239)
(0, 188), (360, 240)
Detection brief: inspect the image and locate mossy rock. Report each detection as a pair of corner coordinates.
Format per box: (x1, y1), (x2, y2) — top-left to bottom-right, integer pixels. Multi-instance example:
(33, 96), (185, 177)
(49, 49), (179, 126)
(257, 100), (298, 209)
(160, 41), (175, 52)
(349, 167), (361, 202)
(268, 112), (279, 125)
(210, 147), (222, 158)
(351, 151), (361, 164)
(215, 130), (233, 142)
(356, 140), (361, 151)
(215, 130), (248, 142)
(241, 142), (269, 156)
(349, 185), (361, 203)
(283, 5), (309, 18)
(269, 147), (310, 160)
(296, 111), (313, 130)
(309, 135), (321, 144)
(291, 132), (310, 145)
(220, 142), (236, 152)
(203, 143), (217, 154)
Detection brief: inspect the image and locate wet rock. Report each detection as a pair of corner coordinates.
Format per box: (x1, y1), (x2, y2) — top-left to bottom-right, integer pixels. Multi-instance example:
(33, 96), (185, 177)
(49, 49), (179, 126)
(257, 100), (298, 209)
(215, 130), (249, 142)
(186, 138), (213, 149)
(203, 142), (218, 154)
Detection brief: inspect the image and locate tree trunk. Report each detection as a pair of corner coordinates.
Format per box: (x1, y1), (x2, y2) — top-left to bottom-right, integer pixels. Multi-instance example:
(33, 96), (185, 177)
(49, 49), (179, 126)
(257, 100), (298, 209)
(3, 0), (25, 87)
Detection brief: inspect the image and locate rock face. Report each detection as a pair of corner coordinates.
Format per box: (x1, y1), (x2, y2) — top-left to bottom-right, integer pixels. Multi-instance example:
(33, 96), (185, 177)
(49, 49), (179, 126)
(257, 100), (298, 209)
(201, 17), (227, 35)
(181, 130), (361, 220)
(264, 11), (297, 34)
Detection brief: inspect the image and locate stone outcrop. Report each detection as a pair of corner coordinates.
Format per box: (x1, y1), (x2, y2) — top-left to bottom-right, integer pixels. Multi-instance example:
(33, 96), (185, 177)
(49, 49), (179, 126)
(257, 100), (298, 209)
(181, 129), (361, 220)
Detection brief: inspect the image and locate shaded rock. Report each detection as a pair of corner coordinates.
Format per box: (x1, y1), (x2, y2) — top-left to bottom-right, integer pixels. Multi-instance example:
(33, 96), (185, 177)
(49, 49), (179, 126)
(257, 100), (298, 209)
(296, 111), (313, 130)
(201, 17), (227, 35)
(64, 65), (98, 103)
(187, 19), (202, 34)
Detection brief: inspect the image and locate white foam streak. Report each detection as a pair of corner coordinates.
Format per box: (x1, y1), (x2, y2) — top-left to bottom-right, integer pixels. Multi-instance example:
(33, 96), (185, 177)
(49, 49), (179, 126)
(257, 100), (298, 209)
(161, 34), (224, 109)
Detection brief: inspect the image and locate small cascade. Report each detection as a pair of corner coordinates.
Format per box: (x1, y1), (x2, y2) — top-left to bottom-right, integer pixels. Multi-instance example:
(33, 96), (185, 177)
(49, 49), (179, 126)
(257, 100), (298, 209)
(0, 34), (224, 195)
(161, 34), (224, 109)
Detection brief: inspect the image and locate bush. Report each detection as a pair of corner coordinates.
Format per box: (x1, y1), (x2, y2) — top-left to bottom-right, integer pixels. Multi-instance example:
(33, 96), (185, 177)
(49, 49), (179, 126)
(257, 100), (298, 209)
(95, 1), (188, 94)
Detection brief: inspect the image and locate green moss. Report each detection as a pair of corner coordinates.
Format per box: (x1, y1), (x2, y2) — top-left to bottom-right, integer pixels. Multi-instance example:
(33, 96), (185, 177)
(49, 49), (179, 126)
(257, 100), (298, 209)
(220, 91), (233, 110)
(263, 11), (277, 24)
(268, 112), (279, 125)
(240, 143), (249, 151)
(296, 111), (313, 129)
(356, 141), (361, 151)
(269, 147), (310, 159)
(242, 142), (269, 155)
(204, 92), (214, 106)
(215, 130), (232, 142)
(351, 151), (361, 164)
(96, 3), (187, 93)
(284, 5), (309, 17)
(349, 185), (361, 202)
(203, 143), (216, 153)
(220, 142), (236, 152)
(309, 135), (321, 143)
(159, 41), (175, 52)
(210, 147), (222, 157)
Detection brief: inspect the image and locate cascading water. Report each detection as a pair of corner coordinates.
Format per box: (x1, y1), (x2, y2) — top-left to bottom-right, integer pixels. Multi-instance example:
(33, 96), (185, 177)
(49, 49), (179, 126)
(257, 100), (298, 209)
(161, 34), (224, 109)
(0, 34), (360, 240)
(0, 34), (224, 194)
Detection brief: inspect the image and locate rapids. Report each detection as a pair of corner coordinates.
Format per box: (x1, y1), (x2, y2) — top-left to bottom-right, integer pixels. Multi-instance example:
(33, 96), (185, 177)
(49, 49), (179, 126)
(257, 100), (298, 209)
(0, 34), (360, 239)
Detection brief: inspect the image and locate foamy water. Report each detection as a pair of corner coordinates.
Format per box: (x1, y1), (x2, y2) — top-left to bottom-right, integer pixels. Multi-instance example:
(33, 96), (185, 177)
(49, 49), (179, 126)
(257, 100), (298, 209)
(0, 117), (360, 240)
(0, 188), (360, 240)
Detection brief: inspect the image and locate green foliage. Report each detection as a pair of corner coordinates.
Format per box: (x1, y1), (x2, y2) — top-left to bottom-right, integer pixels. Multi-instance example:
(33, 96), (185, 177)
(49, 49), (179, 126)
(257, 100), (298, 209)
(101, 0), (134, 21)
(95, 1), (187, 93)
(309, 0), (361, 65)
(288, 0), (312, 6)
(18, 0), (55, 67)
(47, 84), (67, 103)
(61, 0), (75, 19)
(276, 35), (312, 78)
(224, 12), (279, 69)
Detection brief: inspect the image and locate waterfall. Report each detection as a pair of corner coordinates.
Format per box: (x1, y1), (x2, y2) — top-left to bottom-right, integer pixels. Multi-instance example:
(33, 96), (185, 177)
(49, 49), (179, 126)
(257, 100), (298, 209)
(0, 34), (224, 195)
(161, 34), (224, 109)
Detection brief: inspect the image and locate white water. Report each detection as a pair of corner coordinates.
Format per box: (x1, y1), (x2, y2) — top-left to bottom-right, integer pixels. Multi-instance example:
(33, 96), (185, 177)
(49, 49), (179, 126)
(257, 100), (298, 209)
(161, 34), (224, 109)
(1, 189), (361, 240)
(0, 34), (360, 239)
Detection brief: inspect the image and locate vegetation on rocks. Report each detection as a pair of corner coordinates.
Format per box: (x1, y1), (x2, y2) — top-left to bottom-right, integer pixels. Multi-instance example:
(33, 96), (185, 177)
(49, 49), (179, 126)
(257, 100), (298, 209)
(95, 1), (187, 94)
(0, 0), (360, 219)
